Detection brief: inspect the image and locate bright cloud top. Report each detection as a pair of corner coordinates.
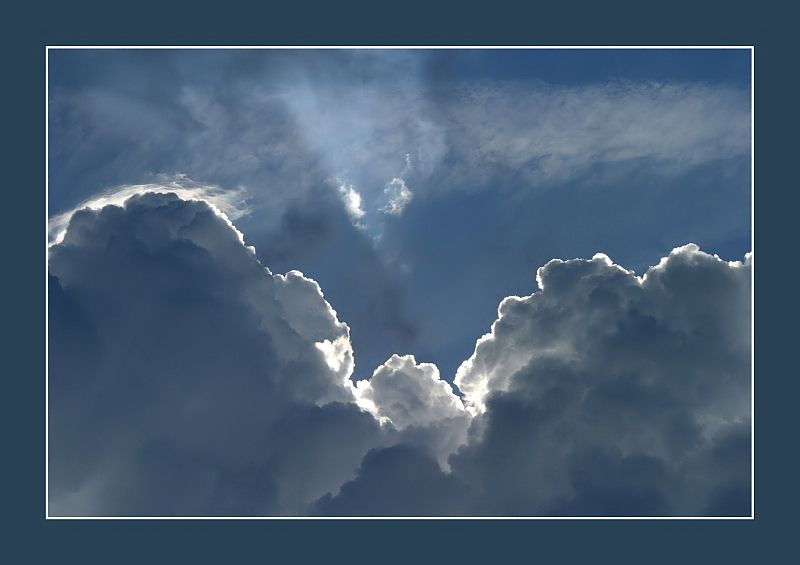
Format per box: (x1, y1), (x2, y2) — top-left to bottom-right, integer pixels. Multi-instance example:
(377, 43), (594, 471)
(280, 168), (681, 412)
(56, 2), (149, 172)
(48, 174), (251, 246)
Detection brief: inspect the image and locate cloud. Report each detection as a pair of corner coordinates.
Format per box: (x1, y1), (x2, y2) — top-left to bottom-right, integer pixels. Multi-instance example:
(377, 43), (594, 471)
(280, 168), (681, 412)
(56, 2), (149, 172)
(311, 445), (471, 517)
(51, 51), (749, 222)
(435, 81), (750, 190)
(48, 190), (751, 517)
(318, 245), (752, 516)
(336, 181), (366, 224)
(380, 177), (413, 216)
(449, 245), (752, 515)
(48, 174), (251, 246)
(279, 74), (750, 207)
(456, 245), (751, 414)
(48, 51), (752, 517)
(248, 187), (419, 379)
(355, 354), (467, 428)
(354, 354), (471, 465)
(48, 191), (382, 515)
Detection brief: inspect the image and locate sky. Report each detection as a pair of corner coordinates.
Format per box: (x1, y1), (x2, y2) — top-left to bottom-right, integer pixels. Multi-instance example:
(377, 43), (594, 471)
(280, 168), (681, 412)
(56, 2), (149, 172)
(47, 48), (752, 517)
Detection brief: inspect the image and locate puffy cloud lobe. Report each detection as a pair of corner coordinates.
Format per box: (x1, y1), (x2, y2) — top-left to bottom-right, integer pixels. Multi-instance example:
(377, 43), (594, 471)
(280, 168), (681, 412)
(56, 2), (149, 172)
(356, 354), (466, 428)
(48, 192), (380, 515)
(354, 355), (471, 465)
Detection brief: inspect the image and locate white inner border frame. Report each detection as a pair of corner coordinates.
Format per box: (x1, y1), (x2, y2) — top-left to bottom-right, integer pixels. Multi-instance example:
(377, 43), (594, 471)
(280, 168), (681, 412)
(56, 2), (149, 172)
(45, 45), (755, 520)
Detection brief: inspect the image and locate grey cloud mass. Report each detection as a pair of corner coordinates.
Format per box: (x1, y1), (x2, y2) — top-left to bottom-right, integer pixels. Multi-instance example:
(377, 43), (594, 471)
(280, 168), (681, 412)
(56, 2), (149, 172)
(321, 245), (751, 516)
(49, 193), (750, 516)
(49, 193), (382, 515)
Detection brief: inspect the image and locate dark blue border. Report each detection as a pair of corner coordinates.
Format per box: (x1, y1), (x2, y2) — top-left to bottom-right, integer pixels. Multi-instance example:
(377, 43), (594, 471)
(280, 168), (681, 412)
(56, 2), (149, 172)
(6, 0), (792, 562)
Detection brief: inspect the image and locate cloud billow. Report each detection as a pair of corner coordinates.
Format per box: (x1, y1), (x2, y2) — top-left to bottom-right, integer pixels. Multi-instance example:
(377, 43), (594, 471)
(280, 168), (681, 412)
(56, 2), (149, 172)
(48, 193), (751, 517)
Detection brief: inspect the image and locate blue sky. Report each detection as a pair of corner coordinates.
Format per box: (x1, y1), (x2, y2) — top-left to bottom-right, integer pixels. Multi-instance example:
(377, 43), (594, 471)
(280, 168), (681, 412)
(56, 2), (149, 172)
(47, 49), (752, 516)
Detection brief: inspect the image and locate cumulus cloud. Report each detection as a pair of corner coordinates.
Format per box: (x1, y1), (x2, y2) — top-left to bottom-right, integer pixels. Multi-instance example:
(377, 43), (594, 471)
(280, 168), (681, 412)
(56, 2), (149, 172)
(47, 190), (473, 516)
(49, 51), (750, 249)
(355, 354), (466, 428)
(310, 445), (471, 517)
(353, 354), (471, 465)
(319, 245), (752, 516)
(456, 245), (751, 414)
(453, 245), (752, 515)
(48, 191), (381, 515)
(48, 191), (751, 516)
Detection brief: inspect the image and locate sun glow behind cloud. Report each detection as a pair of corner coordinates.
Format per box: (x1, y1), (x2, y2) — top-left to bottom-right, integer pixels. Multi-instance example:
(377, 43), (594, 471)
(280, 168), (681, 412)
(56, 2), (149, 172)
(48, 174), (251, 246)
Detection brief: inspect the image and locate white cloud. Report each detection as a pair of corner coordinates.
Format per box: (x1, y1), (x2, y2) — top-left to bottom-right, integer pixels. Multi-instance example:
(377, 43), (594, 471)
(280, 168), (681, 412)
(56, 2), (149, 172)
(355, 354), (467, 428)
(445, 81), (751, 187)
(353, 354), (471, 466)
(336, 181), (366, 224)
(456, 244), (751, 414)
(380, 177), (413, 216)
(280, 77), (750, 205)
